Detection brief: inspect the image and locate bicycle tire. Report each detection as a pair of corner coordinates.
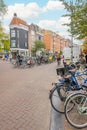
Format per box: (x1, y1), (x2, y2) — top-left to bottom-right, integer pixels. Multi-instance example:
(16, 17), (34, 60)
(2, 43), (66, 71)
(50, 86), (65, 113)
(57, 85), (68, 102)
(64, 92), (87, 129)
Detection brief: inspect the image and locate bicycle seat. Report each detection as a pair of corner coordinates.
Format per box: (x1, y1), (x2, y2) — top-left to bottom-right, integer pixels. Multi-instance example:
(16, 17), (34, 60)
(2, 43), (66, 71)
(64, 74), (71, 79)
(69, 69), (76, 73)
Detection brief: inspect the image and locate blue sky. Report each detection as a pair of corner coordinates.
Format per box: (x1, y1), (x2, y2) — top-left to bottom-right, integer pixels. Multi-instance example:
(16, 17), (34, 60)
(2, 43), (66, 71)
(3, 0), (71, 39)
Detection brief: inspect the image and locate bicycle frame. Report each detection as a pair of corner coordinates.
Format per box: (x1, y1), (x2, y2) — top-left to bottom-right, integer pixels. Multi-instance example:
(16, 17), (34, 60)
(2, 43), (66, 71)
(78, 95), (87, 115)
(68, 69), (87, 89)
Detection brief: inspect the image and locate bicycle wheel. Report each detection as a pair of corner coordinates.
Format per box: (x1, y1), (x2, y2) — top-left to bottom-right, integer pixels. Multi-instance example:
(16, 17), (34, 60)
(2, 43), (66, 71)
(57, 85), (68, 102)
(50, 86), (65, 113)
(65, 92), (87, 129)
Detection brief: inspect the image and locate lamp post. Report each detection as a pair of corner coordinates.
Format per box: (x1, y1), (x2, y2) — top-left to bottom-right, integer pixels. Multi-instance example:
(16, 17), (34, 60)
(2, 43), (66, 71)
(61, 0), (74, 62)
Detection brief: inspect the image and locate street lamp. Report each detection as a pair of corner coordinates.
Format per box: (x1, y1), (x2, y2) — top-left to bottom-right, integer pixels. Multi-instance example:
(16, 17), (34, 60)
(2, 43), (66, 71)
(61, 0), (74, 62)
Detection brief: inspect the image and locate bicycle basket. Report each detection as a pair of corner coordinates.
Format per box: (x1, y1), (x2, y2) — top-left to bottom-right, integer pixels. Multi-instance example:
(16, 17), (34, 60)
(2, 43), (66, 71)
(56, 68), (65, 76)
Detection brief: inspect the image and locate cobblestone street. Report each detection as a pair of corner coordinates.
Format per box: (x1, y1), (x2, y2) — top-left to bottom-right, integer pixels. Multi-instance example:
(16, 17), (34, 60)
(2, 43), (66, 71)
(0, 60), (87, 130)
(0, 60), (57, 130)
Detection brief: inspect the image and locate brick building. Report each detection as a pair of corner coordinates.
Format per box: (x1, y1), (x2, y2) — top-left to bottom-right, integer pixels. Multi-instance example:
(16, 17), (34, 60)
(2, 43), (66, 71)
(42, 29), (70, 53)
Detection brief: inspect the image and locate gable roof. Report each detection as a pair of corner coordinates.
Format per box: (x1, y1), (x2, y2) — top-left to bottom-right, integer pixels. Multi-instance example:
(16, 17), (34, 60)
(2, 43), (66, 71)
(10, 13), (28, 27)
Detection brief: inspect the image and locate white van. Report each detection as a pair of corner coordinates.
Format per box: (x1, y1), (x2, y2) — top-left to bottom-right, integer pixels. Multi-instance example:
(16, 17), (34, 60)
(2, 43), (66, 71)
(63, 45), (81, 62)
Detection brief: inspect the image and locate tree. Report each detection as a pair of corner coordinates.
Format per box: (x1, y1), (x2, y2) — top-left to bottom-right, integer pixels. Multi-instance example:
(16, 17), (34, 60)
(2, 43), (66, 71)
(0, 1), (9, 53)
(0, 21), (4, 38)
(31, 40), (45, 56)
(0, 22), (4, 52)
(0, 22), (10, 53)
(2, 34), (10, 52)
(0, 0), (7, 17)
(60, 0), (87, 39)
(82, 38), (87, 54)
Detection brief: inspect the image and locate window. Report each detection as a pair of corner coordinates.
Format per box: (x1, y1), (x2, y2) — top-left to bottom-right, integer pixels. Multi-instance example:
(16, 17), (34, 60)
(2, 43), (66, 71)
(11, 30), (16, 37)
(25, 33), (27, 38)
(37, 35), (41, 40)
(11, 40), (16, 47)
(17, 30), (19, 38)
(31, 30), (35, 35)
(25, 42), (27, 47)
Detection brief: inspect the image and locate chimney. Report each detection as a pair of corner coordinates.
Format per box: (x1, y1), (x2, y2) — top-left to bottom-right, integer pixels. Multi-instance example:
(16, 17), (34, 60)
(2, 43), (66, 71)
(14, 13), (17, 17)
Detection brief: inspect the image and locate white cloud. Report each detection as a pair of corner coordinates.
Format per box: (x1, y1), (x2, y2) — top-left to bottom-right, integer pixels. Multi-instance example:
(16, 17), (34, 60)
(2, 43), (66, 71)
(58, 17), (70, 24)
(3, 24), (9, 33)
(3, 0), (69, 38)
(38, 20), (56, 28)
(38, 16), (70, 38)
(4, 1), (64, 21)
(4, 2), (41, 20)
(43, 0), (64, 12)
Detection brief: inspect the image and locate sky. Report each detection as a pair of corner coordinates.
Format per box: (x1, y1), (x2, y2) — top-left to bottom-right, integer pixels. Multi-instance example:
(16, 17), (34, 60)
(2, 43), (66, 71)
(2, 0), (72, 40)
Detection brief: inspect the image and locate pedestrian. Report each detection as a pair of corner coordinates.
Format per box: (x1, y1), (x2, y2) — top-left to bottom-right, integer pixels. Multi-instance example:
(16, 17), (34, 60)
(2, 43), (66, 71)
(62, 55), (64, 64)
(56, 53), (61, 66)
(85, 54), (87, 64)
(9, 53), (12, 62)
(2, 54), (5, 60)
(17, 54), (22, 65)
(5, 53), (8, 61)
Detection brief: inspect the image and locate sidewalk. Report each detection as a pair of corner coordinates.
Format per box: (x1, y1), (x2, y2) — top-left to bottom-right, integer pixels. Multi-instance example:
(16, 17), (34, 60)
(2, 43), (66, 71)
(50, 108), (64, 130)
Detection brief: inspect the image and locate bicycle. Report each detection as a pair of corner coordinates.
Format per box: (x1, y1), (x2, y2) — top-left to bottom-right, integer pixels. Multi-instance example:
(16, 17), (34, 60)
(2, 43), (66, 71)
(64, 84), (87, 129)
(49, 65), (87, 114)
(56, 66), (87, 102)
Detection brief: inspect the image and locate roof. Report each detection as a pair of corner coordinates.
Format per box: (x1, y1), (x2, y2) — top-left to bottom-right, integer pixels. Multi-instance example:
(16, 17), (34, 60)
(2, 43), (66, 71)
(10, 14), (28, 27)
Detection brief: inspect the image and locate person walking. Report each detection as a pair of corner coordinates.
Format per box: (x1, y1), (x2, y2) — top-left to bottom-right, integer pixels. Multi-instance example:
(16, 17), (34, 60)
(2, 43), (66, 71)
(56, 53), (61, 66)
(9, 53), (12, 62)
(85, 54), (87, 64)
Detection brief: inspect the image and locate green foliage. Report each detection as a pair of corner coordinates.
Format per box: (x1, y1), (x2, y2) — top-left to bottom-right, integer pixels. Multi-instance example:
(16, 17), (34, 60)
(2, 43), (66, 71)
(60, 0), (87, 39)
(3, 34), (10, 51)
(31, 40), (45, 55)
(0, 22), (10, 53)
(0, 1), (9, 53)
(82, 38), (87, 48)
(0, 22), (4, 38)
(0, 0), (7, 17)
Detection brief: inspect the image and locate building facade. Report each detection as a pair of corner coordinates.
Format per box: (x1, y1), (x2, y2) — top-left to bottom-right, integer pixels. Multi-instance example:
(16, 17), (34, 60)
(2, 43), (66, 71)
(42, 29), (70, 53)
(9, 13), (70, 57)
(28, 23), (43, 56)
(9, 13), (29, 56)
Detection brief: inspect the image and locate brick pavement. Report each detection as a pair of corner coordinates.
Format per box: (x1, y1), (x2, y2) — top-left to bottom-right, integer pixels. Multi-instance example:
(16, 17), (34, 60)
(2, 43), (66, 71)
(0, 60), (57, 130)
(63, 115), (87, 130)
(1, 60), (86, 130)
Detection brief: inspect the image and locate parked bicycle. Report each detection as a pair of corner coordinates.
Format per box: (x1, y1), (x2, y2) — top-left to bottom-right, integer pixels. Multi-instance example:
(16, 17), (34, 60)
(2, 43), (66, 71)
(49, 62), (87, 114)
(64, 85), (87, 129)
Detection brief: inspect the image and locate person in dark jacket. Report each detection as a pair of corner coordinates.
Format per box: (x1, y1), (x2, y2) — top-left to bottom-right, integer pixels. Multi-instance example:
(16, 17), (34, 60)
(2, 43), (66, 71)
(85, 54), (87, 64)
